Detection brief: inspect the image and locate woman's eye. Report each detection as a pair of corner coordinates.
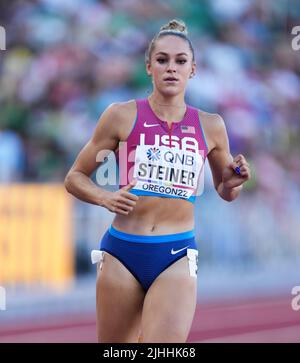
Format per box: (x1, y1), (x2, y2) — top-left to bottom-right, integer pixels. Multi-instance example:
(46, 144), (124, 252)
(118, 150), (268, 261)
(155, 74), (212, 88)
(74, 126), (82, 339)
(156, 58), (186, 64)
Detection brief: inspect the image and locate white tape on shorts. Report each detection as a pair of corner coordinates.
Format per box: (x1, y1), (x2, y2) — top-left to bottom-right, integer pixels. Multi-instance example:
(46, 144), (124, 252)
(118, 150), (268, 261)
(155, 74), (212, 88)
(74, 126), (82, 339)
(187, 249), (198, 277)
(91, 250), (104, 269)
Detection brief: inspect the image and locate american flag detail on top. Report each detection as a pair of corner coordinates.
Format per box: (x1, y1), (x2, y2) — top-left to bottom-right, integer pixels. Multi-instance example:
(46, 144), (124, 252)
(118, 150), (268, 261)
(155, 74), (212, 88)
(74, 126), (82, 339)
(181, 125), (195, 134)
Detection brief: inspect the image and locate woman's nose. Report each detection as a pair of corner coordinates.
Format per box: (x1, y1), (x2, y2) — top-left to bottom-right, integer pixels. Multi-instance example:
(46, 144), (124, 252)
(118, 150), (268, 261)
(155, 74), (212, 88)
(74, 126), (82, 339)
(166, 60), (177, 72)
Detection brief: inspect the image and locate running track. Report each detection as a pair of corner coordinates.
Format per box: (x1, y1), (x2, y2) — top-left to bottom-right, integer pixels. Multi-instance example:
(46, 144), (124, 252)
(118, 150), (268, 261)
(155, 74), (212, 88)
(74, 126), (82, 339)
(0, 295), (299, 343)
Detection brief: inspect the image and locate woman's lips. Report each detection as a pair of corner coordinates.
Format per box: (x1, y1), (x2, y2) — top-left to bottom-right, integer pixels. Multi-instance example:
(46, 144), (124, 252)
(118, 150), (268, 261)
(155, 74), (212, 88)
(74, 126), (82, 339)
(164, 78), (178, 83)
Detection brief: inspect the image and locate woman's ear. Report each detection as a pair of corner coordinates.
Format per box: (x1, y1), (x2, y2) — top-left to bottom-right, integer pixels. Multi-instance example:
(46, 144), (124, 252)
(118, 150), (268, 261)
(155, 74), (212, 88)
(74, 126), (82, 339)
(190, 62), (196, 78)
(146, 62), (152, 77)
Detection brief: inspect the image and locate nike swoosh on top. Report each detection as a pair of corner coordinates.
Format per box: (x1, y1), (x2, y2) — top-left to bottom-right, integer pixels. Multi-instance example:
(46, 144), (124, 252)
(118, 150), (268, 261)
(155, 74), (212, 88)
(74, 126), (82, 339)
(171, 246), (189, 255)
(144, 122), (160, 128)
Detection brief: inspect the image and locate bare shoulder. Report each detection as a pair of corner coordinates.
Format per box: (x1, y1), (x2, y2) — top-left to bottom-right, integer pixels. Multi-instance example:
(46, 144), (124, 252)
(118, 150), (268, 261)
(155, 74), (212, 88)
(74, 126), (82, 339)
(198, 109), (225, 132)
(198, 109), (227, 152)
(93, 99), (137, 142)
(107, 99), (136, 119)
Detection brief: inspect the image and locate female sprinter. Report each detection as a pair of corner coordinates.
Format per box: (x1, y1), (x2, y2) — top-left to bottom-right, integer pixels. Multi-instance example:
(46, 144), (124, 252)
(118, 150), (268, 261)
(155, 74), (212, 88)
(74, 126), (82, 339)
(64, 19), (251, 343)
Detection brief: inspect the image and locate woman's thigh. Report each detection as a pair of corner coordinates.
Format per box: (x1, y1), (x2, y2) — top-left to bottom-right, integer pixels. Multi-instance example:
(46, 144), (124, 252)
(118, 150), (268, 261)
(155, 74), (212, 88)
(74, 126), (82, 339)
(141, 256), (197, 343)
(96, 252), (145, 342)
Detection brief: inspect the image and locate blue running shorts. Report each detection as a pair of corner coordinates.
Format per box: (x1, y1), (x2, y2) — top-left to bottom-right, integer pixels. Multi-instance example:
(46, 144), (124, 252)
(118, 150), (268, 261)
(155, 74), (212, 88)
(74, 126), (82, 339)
(96, 225), (198, 292)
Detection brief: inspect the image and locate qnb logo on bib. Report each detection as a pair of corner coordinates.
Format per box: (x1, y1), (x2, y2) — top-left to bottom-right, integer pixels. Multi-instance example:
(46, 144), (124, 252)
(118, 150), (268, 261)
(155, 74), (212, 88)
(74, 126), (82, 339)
(147, 147), (161, 161)
(133, 142), (204, 199)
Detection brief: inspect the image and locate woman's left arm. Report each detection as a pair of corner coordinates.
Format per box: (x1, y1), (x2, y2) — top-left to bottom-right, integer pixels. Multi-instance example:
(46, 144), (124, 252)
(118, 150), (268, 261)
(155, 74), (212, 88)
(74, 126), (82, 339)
(204, 114), (251, 202)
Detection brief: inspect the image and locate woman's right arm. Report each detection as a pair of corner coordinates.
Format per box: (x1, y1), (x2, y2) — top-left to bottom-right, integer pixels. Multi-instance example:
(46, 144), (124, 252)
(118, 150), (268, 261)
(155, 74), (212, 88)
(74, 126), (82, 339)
(64, 103), (138, 215)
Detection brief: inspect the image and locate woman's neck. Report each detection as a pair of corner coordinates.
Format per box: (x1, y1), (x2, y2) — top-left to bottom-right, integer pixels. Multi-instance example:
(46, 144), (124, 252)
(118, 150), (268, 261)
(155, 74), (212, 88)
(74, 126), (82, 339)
(148, 93), (186, 123)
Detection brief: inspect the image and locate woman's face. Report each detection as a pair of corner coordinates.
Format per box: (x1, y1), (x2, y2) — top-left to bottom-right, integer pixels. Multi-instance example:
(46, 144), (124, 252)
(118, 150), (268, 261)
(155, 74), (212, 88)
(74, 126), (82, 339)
(146, 35), (196, 97)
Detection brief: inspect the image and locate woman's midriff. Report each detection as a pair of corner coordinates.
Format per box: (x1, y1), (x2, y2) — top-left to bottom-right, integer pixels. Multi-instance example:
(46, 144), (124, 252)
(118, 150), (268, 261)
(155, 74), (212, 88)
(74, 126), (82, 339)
(112, 196), (195, 235)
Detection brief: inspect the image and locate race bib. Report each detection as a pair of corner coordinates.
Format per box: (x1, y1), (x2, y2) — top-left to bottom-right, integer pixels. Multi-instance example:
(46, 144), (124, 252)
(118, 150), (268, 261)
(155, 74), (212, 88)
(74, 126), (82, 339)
(132, 145), (204, 199)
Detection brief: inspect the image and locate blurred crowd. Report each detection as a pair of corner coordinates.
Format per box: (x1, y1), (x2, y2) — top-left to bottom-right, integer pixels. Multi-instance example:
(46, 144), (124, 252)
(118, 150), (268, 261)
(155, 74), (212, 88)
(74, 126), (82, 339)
(0, 0), (299, 186)
(0, 0), (300, 266)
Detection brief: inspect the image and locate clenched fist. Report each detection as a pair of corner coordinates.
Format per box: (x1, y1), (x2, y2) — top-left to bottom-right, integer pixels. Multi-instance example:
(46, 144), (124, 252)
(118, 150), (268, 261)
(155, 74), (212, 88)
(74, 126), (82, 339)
(101, 179), (139, 215)
(222, 154), (251, 189)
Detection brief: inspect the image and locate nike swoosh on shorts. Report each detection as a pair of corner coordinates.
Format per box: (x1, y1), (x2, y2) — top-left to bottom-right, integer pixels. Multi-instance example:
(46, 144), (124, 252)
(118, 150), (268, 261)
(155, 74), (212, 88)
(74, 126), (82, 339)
(171, 246), (190, 255)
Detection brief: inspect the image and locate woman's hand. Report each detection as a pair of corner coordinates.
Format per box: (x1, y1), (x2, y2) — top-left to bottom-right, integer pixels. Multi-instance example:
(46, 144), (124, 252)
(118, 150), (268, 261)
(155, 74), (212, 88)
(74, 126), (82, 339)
(222, 154), (251, 189)
(101, 180), (139, 215)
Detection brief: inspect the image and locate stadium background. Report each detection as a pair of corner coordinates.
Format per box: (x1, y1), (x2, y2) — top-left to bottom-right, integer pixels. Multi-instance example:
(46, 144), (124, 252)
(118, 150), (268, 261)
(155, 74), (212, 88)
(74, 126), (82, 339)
(0, 0), (299, 342)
